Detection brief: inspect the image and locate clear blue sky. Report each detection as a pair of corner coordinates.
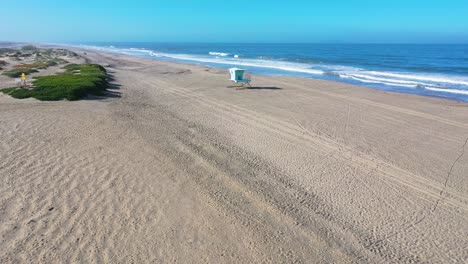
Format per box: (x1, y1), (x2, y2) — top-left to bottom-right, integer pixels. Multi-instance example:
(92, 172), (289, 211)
(1, 0), (467, 44)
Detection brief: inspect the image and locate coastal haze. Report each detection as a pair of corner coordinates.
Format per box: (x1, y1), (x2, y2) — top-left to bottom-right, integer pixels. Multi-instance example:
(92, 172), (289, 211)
(1, 47), (467, 262)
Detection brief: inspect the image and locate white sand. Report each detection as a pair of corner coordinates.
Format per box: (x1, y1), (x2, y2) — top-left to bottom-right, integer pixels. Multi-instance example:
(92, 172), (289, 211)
(1, 48), (467, 263)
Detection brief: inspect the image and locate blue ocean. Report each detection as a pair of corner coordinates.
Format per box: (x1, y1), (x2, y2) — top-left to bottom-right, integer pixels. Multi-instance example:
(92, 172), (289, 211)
(77, 43), (468, 102)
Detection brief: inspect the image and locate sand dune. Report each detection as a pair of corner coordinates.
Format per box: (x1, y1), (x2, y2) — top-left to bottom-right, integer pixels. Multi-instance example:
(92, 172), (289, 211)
(1, 49), (467, 263)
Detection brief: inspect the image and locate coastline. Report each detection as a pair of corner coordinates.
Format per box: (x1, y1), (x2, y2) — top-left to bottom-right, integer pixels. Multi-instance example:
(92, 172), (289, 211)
(1, 47), (467, 263)
(68, 43), (468, 103)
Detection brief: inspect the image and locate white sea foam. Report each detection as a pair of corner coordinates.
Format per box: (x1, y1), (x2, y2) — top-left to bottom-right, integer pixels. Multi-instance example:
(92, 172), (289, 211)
(75, 44), (468, 98)
(209, 52), (230, 57)
(366, 71), (468, 86)
(127, 48), (153, 54)
(345, 76), (419, 88)
(425, 87), (468, 95)
(345, 76), (468, 95)
(140, 51), (324, 75)
(149, 51), (161, 57)
(343, 74), (432, 86)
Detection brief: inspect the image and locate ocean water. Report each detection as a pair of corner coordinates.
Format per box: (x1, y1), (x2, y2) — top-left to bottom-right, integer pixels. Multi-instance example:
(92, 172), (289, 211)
(77, 43), (468, 102)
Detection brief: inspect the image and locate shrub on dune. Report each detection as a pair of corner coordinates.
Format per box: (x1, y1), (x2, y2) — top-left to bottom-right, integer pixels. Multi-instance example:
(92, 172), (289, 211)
(21, 45), (38, 51)
(2, 67), (39, 77)
(0, 64), (109, 101)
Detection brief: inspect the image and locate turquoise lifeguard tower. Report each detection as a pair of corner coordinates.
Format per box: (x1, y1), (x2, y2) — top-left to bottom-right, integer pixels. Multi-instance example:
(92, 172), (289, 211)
(229, 68), (251, 87)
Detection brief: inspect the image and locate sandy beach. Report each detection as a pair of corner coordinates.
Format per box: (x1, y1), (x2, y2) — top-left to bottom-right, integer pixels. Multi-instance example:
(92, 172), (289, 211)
(1, 48), (467, 263)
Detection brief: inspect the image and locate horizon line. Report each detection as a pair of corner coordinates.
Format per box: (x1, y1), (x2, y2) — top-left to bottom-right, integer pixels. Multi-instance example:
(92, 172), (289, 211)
(1, 41), (467, 46)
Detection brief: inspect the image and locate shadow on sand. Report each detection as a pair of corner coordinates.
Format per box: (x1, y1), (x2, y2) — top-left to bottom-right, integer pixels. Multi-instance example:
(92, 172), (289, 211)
(85, 82), (122, 100)
(227, 86), (283, 90)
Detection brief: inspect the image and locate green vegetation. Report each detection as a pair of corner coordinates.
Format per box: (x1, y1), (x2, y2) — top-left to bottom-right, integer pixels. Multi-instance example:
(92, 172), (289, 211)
(2, 58), (69, 78)
(0, 87), (16, 94)
(0, 64), (109, 101)
(12, 58), (68, 70)
(41, 49), (53, 56)
(21, 45), (38, 51)
(0, 48), (15, 55)
(2, 67), (38, 77)
(44, 58), (69, 66)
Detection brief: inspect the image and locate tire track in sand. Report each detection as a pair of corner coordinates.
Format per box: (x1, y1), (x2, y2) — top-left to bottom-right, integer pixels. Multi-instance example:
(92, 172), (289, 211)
(139, 76), (468, 212)
(269, 78), (468, 130)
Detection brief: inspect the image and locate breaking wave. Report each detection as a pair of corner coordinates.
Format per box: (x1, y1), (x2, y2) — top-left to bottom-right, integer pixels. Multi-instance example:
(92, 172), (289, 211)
(76, 44), (468, 100)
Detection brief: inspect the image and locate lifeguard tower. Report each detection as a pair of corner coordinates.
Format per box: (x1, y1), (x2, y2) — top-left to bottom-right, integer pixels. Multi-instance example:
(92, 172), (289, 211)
(229, 68), (251, 88)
